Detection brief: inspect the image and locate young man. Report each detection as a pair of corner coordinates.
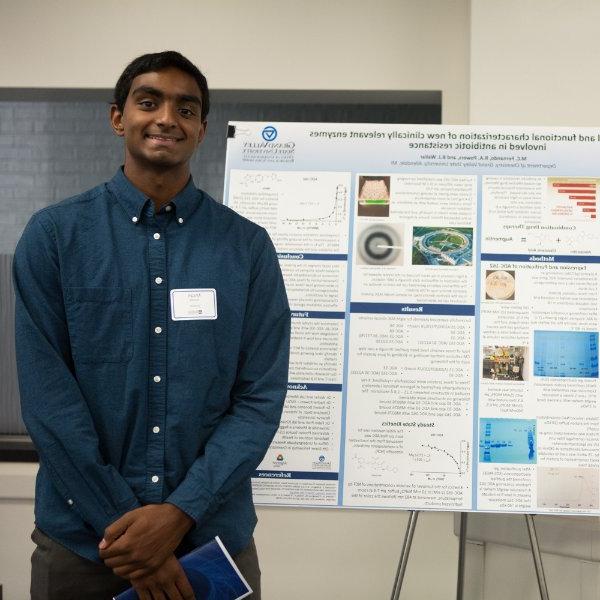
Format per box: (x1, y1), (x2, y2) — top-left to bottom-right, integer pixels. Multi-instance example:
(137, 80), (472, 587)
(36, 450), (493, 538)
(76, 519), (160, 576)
(13, 51), (290, 600)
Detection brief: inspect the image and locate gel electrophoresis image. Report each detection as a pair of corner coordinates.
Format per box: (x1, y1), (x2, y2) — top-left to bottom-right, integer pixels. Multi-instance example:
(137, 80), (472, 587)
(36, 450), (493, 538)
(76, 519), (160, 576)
(479, 418), (537, 464)
(533, 330), (599, 378)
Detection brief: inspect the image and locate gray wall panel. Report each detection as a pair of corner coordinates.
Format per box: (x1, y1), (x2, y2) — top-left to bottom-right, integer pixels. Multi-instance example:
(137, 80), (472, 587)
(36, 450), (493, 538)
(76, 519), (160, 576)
(0, 254), (20, 434)
(0, 92), (440, 438)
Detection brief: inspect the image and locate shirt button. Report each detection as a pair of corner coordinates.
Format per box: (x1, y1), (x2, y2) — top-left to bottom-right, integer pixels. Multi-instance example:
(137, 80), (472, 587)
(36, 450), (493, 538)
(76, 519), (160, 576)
(154, 326), (162, 334)
(165, 205), (172, 212)
(67, 499), (74, 506)
(153, 375), (161, 383)
(153, 233), (161, 240)
(178, 217), (184, 224)
(151, 475), (159, 483)
(131, 216), (138, 223)
(152, 426), (160, 434)
(155, 277), (163, 285)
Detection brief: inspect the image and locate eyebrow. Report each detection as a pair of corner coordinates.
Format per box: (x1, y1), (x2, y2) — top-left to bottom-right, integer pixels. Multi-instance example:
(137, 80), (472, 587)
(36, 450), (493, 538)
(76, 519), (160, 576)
(131, 85), (202, 107)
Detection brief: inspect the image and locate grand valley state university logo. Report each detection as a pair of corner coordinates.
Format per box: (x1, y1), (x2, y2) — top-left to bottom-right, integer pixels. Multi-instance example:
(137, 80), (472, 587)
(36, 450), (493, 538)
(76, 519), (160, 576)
(242, 125), (295, 164)
(262, 125), (278, 141)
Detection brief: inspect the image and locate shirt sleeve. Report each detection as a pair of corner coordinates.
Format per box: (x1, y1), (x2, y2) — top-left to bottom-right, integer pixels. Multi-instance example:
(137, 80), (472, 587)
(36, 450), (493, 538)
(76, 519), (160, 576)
(165, 227), (291, 523)
(12, 213), (140, 536)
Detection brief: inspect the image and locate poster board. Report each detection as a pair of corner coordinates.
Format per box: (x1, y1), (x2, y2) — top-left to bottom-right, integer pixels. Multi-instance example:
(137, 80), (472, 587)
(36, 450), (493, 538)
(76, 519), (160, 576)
(223, 122), (600, 515)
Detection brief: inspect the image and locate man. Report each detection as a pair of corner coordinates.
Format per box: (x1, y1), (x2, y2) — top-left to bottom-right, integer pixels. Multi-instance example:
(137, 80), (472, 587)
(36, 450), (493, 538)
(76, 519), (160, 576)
(13, 51), (290, 599)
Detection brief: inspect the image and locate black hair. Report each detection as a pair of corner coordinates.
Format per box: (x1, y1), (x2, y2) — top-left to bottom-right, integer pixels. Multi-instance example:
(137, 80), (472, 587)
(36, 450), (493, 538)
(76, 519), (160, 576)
(113, 51), (210, 121)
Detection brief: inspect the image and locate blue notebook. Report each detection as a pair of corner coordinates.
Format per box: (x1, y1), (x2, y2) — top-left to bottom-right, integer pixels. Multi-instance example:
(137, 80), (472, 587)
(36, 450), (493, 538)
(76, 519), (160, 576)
(113, 536), (252, 599)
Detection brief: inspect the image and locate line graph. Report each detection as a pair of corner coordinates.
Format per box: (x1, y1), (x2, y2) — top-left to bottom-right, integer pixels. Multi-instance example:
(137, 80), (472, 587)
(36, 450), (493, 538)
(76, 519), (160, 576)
(537, 467), (599, 510)
(409, 440), (470, 477)
(282, 183), (348, 229)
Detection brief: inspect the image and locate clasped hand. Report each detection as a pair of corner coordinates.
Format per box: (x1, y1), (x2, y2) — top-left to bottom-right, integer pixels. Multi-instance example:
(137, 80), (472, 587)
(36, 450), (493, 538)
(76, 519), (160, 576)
(99, 503), (195, 599)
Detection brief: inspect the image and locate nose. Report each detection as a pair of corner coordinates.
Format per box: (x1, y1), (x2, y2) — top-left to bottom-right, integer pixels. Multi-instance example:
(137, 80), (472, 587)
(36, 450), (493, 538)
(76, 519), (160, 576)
(155, 102), (178, 128)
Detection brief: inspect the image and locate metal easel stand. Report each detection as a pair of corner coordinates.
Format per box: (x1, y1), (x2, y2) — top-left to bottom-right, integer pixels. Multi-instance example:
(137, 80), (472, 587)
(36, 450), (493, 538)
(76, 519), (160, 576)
(390, 511), (469, 600)
(525, 514), (550, 600)
(456, 512), (468, 600)
(457, 514), (550, 600)
(391, 512), (550, 600)
(390, 510), (419, 600)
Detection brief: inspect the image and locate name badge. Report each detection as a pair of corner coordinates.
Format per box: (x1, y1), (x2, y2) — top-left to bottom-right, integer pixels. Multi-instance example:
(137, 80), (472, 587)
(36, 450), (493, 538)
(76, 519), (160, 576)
(170, 289), (217, 321)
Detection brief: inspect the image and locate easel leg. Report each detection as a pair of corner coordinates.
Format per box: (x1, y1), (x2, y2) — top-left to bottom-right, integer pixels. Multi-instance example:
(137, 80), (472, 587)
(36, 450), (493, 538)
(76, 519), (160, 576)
(456, 512), (468, 600)
(525, 514), (550, 600)
(390, 510), (419, 600)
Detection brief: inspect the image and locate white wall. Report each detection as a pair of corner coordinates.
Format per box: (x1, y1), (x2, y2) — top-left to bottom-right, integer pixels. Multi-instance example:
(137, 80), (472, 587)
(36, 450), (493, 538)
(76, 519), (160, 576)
(468, 3), (600, 596)
(0, 464), (36, 600)
(0, 0), (471, 124)
(470, 0), (600, 125)
(255, 507), (458, 599)
(482, 542), (600, 600)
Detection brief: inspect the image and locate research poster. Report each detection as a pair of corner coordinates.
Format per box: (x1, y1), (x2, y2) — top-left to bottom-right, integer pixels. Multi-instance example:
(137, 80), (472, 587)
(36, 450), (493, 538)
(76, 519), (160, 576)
(224, 122), (600, 515)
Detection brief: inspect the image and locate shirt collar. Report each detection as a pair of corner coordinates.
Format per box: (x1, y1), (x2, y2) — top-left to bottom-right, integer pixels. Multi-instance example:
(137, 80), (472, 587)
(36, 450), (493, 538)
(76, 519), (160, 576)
(108, 167), (202, 226)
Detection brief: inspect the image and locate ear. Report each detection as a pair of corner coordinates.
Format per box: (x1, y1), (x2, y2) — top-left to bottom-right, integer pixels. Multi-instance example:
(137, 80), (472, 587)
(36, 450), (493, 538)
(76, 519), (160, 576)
(197, 120), (208, 146)
(110, 104), (125, 137)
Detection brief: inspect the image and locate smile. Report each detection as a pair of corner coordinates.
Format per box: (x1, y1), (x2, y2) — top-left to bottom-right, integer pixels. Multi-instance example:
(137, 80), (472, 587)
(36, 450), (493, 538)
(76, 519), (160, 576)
(145, 134), (182, 144)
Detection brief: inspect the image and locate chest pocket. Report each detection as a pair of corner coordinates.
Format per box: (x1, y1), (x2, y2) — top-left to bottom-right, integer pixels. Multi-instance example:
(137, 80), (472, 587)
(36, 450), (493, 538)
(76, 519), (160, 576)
(64, 287), (133, 363)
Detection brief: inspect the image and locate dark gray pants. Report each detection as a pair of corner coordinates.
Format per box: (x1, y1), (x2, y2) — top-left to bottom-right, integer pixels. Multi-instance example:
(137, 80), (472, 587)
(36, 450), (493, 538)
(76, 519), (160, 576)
(30, 528), (261, 600)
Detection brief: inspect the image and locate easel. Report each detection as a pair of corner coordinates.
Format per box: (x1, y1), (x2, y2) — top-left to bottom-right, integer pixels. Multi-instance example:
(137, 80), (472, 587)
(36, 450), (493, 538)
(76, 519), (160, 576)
(389, 511), (550, 600)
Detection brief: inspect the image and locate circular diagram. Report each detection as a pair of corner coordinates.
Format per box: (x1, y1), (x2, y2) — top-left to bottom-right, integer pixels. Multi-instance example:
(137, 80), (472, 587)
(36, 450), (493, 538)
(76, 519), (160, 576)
(419, 229), (470, 254)
(357, 224), (402, 265)
(485, 270), (515, 300)
(412, 227), (473, 266)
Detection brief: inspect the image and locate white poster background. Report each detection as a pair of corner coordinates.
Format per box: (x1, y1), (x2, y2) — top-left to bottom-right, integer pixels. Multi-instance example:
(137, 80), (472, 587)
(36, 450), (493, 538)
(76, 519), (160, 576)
(224, 122), (600, 515)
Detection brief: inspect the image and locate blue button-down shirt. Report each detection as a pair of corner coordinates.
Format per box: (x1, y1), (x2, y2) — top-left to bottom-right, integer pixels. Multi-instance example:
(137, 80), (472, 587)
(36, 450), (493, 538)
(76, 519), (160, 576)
(13, 168), (290, 562)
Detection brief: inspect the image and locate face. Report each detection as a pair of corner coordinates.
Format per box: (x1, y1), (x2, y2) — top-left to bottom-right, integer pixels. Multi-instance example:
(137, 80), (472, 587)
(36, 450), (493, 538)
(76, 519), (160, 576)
(111, 67), (207, 173)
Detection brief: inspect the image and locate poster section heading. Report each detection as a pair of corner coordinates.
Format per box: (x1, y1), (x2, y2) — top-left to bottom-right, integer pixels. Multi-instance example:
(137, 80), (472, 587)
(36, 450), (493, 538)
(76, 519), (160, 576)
(224, 122), (600, 515)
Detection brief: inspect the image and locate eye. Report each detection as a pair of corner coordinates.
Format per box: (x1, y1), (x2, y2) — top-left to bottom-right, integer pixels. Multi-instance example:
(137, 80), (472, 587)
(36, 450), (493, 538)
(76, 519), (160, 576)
(179, 107), (195, 117)
(138, 100), (155, 109)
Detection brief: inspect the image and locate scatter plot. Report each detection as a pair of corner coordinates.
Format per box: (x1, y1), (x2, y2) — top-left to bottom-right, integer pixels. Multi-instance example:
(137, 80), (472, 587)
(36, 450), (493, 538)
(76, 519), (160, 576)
(282, 182), (348, 229)
(409, 440), (470, 478)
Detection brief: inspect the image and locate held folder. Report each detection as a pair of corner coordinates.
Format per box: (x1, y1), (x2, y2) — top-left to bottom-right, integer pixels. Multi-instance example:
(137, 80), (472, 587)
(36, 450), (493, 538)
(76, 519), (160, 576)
(113, 536), (252, 599)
